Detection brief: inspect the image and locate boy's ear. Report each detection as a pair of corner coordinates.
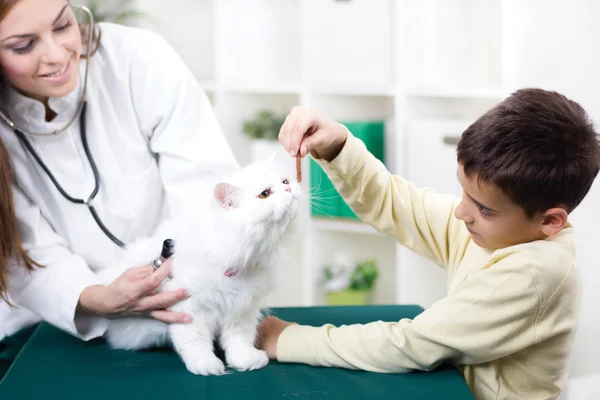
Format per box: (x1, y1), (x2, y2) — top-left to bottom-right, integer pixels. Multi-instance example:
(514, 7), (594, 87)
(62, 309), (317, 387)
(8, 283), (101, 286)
(540, 207), (568, 237)
(214, 183), (236, 210)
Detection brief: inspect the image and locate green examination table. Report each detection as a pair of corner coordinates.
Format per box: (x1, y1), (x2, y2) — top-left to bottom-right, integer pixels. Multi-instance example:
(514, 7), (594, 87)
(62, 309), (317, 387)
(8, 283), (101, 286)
(0, 305), (474, 399)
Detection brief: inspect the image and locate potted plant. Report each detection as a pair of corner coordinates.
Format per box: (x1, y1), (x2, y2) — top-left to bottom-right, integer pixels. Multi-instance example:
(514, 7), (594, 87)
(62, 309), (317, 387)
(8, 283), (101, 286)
(83, 0), (148, 25)
(322, 253), (379, 305)
(242, 109), (287, 162)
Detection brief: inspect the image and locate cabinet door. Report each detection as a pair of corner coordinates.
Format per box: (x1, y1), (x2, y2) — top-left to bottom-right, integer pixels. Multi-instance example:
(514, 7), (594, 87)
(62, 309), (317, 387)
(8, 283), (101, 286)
(300, 0), (392, 86)
(215, 0), (301, 86)
(406, 120), (467, 196)
(137, 0), (214, 80)
(397, 120), (469, 308)
(396, 0), (502, 90)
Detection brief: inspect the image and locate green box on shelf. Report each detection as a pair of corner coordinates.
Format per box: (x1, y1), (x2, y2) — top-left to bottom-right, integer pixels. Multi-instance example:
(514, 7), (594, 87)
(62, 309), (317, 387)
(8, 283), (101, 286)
(309, 120), (385, 220)
(309, 158), (339, 218)
(343, 120), (385, 164)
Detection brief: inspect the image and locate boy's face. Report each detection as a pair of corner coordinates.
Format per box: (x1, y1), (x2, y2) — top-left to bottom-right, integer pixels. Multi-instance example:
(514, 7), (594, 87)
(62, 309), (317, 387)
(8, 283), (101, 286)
(454, 164), (550, 250)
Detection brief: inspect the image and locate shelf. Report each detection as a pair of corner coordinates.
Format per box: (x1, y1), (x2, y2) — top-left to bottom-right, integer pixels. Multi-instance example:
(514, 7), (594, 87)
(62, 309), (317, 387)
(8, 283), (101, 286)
(217, 83), (397, 97)
(405, 87), (505, 100)
(311, 218), (381, 235)
(219, 83), (302, 95)
(306, 84), (397, 97)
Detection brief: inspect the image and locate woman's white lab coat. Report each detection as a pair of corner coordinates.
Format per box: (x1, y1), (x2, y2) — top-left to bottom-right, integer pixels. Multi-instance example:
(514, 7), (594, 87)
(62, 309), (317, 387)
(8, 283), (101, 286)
(0, 23), (239, 340)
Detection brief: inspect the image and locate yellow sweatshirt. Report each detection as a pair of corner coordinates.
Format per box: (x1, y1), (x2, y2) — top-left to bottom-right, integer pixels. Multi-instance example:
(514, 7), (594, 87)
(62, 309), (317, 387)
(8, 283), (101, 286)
(277, 133), (581, 400)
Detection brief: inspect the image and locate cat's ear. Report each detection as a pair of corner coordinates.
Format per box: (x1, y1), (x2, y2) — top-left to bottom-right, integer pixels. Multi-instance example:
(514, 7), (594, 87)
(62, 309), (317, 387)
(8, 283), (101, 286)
(214, 183), (237, 210)
(268, 151), (277, 163)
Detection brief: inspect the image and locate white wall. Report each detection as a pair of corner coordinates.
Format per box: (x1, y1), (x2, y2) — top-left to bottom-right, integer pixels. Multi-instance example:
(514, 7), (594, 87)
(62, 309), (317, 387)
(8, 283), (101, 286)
(134, 0), (600, 390)
(503, 0), (600, 388)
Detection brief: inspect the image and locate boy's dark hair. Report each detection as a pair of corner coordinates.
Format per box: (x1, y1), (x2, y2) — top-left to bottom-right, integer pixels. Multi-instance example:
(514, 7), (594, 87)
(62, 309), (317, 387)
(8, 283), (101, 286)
(457, 88), (600, 218)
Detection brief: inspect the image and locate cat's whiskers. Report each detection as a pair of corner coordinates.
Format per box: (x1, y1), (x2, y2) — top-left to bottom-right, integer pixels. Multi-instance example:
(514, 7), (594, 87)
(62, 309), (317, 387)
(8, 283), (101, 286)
(308, 204), (337, 219)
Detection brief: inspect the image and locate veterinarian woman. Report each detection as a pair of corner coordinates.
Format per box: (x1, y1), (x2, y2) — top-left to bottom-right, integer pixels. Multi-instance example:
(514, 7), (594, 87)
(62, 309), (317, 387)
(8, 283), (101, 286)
(0, 0), (239, 373)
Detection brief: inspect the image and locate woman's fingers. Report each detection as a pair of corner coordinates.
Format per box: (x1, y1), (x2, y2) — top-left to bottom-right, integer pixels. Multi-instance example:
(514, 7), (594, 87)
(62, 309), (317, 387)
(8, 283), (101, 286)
(136, 288), (189, 312)
(128, 264), (155, 280)
(136, 261), (173, 293)
(149, 310), (193, 324)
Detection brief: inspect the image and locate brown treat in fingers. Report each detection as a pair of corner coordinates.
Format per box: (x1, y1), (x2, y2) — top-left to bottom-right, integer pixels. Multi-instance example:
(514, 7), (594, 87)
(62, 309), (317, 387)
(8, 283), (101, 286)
(296, 155), (302, 183)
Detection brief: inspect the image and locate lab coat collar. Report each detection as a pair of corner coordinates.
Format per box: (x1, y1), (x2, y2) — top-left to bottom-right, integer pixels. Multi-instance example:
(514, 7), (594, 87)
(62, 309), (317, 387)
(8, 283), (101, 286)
(4, 59), (86, 135)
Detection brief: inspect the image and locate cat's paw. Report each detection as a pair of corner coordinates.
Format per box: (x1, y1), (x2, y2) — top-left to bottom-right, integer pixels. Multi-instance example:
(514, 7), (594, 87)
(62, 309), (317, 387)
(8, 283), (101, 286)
(226, 347), (269, 372)
(184, 355), (226, 376)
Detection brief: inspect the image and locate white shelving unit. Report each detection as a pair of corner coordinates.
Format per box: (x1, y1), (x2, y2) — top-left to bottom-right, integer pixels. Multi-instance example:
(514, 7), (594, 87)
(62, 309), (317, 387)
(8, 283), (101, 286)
(137, 0), (507, 308)
(139, 0), (600, 390)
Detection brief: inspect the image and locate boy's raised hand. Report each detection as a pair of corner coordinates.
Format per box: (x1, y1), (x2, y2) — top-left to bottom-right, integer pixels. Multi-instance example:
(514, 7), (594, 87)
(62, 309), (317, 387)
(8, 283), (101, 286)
(278, 106), (348, 162)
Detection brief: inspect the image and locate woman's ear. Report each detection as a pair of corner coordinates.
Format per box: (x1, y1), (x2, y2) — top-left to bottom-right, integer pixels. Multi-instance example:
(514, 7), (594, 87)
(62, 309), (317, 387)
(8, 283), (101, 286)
(540, 207), (568, 237)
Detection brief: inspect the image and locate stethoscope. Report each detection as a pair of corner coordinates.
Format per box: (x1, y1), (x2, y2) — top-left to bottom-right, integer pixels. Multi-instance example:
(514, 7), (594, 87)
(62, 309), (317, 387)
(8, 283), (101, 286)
(0, 5), (126, 248)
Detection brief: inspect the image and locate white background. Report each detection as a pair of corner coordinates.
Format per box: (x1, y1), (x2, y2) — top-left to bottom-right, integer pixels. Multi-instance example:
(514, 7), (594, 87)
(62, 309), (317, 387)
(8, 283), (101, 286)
(110, 0), (600, 396)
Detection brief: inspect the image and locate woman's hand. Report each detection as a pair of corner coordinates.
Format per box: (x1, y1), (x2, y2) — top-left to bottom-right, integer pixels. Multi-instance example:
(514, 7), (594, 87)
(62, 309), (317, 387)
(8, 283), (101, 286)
(257, 315), (296, 360)
(278, 106), (348, 162)
(78, 260), (193, 324)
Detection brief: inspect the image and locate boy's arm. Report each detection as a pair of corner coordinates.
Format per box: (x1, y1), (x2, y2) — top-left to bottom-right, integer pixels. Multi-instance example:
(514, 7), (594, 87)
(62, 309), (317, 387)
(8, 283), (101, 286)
(277, 258), (544, 371)
(315, 132), (468, 269)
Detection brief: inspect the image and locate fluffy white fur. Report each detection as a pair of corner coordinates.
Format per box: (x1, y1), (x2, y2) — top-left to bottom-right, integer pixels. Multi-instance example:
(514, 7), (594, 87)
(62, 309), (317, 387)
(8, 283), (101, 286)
(96, 159), (300, 376)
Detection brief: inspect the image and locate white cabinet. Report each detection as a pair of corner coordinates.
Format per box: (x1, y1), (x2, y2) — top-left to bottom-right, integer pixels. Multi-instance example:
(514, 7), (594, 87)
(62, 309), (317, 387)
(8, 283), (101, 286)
(405, 120), (468, 197)
(215, 0), (301, 87)
(299, 0), (392, 87)
(397, 120), (469, 307)
(137, 0), (600, 390)
(500, 0), (600, 384)
(138, 0), (504, 308)
(397, 0), (502, 91)
(136, 0), (215, 80)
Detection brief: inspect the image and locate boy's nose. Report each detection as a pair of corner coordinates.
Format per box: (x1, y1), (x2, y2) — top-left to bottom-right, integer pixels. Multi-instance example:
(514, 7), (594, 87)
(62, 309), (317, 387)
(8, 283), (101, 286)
(454, 200), (473, 223)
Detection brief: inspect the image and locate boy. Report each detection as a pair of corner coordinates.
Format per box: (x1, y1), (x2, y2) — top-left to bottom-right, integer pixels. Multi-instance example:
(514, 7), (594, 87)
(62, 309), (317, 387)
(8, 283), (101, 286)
(257, 88), (600, 399)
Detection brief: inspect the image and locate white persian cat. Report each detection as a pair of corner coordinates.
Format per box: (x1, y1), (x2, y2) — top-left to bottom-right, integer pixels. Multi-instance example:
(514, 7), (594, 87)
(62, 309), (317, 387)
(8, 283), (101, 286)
(96, 158), (301, 376)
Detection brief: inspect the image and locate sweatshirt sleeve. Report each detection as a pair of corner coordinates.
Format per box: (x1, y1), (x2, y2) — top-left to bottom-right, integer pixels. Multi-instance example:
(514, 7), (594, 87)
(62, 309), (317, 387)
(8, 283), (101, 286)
(277, 257), (540, 371)
(315, 132), (469, 270)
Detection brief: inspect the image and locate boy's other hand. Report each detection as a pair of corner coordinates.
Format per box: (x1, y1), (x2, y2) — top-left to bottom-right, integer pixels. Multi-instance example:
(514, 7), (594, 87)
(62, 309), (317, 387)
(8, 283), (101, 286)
(278, 106), (348, 162)
(257, 315), (295, 360)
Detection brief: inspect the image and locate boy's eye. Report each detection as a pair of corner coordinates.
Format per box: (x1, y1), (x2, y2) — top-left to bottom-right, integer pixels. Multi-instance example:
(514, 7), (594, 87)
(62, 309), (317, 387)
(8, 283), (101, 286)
(476, 203), (492, 217)
(282, 179), (289, 184)
(258, 189), (272, 199)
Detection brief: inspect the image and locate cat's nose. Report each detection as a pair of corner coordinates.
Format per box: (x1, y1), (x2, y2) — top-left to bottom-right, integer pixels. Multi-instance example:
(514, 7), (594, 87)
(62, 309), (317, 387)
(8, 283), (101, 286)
(284, 186), (291, 192)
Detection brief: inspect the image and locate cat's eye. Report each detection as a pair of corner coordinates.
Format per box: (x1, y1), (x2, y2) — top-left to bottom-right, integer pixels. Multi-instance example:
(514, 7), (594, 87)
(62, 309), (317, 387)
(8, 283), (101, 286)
(258, 189), (272, 199)
(282, 179), (289, 184)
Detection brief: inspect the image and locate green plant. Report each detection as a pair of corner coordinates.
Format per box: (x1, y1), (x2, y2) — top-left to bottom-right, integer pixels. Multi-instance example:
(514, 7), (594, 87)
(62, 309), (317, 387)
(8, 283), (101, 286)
(84, 0), (148, 25)
(322, 257), (379, 293)
(242, 110), (286, 141)
(348, 259), (379, 291)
